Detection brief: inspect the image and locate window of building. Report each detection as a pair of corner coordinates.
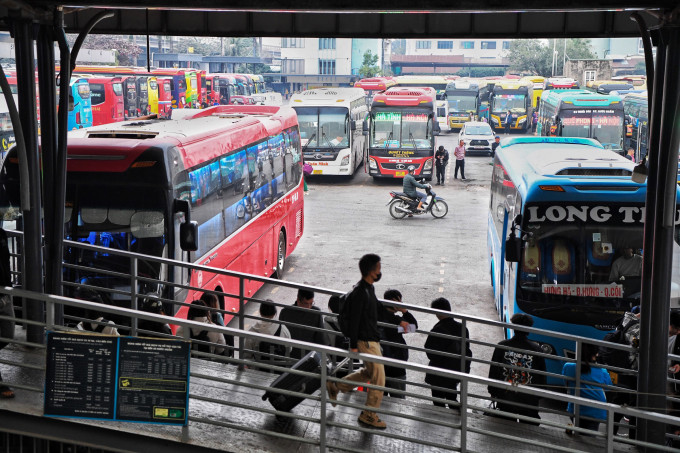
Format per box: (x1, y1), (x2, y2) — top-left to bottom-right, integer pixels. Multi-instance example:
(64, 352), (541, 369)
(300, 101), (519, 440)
(319, 59), (336, 75)
(283, 59), (304, 74)
(502, 41), (511, 50)
(319, 38), (336, 50)
(637, 38), (645, 55)
(584, 70), (597, 85)
(416, 41), (431, 50)
(282, 38), (304, 48)
(461, 41), (475, 49)
(438, 41), (453, 50)
(481, 41), (497, 50)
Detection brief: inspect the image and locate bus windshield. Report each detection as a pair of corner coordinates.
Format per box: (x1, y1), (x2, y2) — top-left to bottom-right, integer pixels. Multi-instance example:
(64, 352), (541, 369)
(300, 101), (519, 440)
(370, 110), (432, 150)
(295, 107), (349, 150)
(560, 110), (624, 150)
(517, 211), (645, 327)
(492, 94), (526, 113)
(447, 95), (477, 113)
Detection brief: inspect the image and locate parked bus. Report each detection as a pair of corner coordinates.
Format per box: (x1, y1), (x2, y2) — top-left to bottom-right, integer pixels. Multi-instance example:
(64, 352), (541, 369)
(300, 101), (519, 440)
(290, 87), (368, 176)
(444, 79), (490, 129)
(233, 74), (252, 96)
(488, 136), (680, 382)
(393, 75), (449, 100)
(146, 76), (158, 116)
(544, 77), (580, 91)
(537, 90), (625, 153)
(135, 76), (149, 116)
(0, 89), (17, 161)
(0, 104), (304, 324)
(585, 80), (634, 94)
(151, 69), (189, 109)
(489, 80), (533, 133)
(354, 77), (397, 103)
(206, 74), (238, 105)
(623, 92), (648, 161)
(155, 77), (173, 118)
(67, 77), (93, 130)
(184, 69), (197, 108)
(366, 87), (439, 180)
(87, 76), (124, 126)
(520, 76), (545, 110)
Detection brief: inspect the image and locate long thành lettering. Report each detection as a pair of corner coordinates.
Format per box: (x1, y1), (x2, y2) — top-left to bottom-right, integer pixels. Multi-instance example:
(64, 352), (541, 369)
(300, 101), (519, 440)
(526, 205), (680, 225)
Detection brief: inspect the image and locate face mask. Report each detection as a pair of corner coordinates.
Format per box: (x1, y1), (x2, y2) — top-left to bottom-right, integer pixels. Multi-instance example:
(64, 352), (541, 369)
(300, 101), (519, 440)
(374, 272), (382, 282)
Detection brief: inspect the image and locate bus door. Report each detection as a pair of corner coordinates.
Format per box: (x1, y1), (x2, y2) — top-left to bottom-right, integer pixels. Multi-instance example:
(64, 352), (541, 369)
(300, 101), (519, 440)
(136, 76), (149, 115)
(123, 76), (138, 118)
(147, 77), (159, 115)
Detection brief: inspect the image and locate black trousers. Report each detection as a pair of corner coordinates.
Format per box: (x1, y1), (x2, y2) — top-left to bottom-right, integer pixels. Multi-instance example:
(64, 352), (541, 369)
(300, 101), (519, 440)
(454, 160), (465, 179)
(432, 387), (459, 410)
(436, 165), (446, 183)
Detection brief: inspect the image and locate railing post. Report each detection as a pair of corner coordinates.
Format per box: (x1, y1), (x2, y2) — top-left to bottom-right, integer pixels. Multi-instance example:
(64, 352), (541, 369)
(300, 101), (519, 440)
(45, 295), (54, 331)
(181, 324), (190, 443)
(238, 277), (245, 370)
(319, 350), (328, 453)
(130, 256), (138, 337)
(460, 319), (468, 452)
(606, 405), (614, 453)
(574, 339), (582, 429)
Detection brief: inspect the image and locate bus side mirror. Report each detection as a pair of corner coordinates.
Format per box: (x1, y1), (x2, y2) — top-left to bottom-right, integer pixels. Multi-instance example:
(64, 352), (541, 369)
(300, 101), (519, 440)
(362, 120), (369, 136)
(433, 123), (441, 136)
(505, 230), (522, 263)
(180, 221), (198, 251)
(350, 120), (357, 131)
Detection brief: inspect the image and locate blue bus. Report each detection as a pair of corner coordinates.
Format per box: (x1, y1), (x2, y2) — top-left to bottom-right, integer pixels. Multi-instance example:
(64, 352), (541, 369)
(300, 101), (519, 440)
(67, 77), (93, 130)
(536, 90), (625, 154)
(488, 136), (680, 381)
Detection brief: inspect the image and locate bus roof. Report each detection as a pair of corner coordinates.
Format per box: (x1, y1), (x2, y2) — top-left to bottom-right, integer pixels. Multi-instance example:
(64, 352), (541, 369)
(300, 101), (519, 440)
(623, 92), (648, 103)
(65, 105), (298, 171)
(493, 80), (532, 90)
(289, 87), (366, 105)
(393, 75), (448, 85)
(540, 90), (623, 107)
(372, 87), (437, 107)
(354, 77), (396, 91)
(74, 65), (148, 75)
(446, 79), (486, 90)
(497, 137), (638, 193)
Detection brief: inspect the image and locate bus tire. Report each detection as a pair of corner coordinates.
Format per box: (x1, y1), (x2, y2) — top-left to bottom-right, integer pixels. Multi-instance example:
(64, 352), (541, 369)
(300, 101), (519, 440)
(275, 230), (286, 279)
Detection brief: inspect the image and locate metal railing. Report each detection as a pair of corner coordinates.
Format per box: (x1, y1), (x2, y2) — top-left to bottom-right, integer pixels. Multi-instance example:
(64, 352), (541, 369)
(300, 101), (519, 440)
(0, 232), (679, 451)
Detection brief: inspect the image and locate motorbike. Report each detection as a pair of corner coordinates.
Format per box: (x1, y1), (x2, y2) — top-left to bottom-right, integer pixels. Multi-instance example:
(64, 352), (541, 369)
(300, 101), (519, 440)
(388, 184), (449, 219)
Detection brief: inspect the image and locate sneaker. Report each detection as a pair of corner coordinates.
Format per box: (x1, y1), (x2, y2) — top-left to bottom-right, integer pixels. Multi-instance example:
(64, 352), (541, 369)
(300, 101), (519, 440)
(461, 177), (467, 180)
(326, 381), (338, 407)
(358, 410), (387, 429)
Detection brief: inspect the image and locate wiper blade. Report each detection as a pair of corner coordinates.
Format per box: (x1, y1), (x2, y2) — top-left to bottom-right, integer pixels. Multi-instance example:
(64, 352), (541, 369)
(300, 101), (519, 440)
(321, 131), (337, 154)
(302, 133), (316, 152)
(409, 132), (418, 151)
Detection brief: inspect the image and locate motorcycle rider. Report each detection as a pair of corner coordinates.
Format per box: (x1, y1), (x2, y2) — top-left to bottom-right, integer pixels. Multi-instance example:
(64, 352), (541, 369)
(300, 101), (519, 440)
(403, 165), (430, 212)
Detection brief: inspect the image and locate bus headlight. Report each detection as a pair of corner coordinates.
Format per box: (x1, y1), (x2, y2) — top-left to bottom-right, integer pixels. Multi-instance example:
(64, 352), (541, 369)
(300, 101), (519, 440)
(518, 117), (526, 124)
(491, 117), (499, 125)
(341, 155), (350, 166)
(423, 158), (433, 171)
(369, 157), (377, 169)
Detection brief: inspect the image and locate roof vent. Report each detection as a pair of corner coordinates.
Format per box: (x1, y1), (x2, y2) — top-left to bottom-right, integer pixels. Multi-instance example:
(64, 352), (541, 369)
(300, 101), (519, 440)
(86, 131), (158, 139)
(556, 168), (632, 176)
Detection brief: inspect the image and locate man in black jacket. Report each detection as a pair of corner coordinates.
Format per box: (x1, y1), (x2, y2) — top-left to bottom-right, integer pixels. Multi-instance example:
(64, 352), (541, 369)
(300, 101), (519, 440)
(381, 289), (418, 399)
(487, 313), (546, 424)
(326, 254), (408, 429)
(279, 288), (329, 360)
(434, 145), (449, 186)
(424, 297), (472, 412)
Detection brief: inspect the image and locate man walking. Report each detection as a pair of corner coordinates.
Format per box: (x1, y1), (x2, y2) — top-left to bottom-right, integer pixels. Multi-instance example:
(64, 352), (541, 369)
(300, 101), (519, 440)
(326, 254), (409, 429)
(434, 145), (449, 186)
(453, 139), (466, 180)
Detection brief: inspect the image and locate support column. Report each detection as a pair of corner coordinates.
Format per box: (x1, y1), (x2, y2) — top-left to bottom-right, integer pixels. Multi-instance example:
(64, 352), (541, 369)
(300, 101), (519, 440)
(13, 17), (44, 344)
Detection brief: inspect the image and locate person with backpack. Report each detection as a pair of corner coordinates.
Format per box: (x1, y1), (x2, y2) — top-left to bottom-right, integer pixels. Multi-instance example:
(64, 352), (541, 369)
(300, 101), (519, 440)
(279, 288), (329, 360)
(200, 292), (235, 357)
(77, 308), (121, 336)
(176, 300), (226, 355)
(243, 299), (291, 370)
(326, 254), (408, 429)
(424, 297), (472, 413)
(487, 313), (546, 424)
(323, 295), (351, 369)
(380, 289), (418, 399)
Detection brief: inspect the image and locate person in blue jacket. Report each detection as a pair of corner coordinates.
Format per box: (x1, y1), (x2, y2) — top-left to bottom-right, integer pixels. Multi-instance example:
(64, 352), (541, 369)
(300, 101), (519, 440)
(562, 342), (612, 434)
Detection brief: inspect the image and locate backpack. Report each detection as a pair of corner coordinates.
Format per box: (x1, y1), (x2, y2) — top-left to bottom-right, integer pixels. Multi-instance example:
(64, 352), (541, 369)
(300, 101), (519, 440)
(83, 319), (109, 334)
(337, 285), (369, 338)
(599, 317), (639, 370)
(258, 325), (287, 359)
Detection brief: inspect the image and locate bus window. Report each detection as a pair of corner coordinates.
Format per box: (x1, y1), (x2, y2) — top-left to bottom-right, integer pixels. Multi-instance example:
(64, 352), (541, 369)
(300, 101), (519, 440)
(90, 84), (105, 106)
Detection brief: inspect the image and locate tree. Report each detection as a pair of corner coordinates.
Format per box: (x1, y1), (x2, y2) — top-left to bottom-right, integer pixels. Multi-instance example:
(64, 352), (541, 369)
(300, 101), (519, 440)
(506, 39), (596, 77)
(359, 50), (380, 78)
(67, 34), (142, 66)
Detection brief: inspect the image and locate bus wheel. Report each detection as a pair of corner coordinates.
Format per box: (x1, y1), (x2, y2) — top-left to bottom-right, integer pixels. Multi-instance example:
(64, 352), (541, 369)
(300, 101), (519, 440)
(275, 230), (286, 278)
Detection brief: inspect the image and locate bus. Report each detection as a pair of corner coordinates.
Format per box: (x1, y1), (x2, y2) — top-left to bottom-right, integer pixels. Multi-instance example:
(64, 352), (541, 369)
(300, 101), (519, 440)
(544, 77), (580, 91)
(623, 93), (648, 161)
(0, 88), (17, 161)
(354, 77), (397, 103)
(393, 75), (449, 100)
(444, 79), (490, 129)
(489, 80), (533, 133)
(151, 69), (189, 109)
(0, 105), (305, 324)
(290, 87), (368, 176)
(87, 76), (124, 126)
(207, 74), (238, 105)
(488, 136), (680, 381)
(366, 87), (439, 180)
(155, 77), (173, 118)
(536, 90), (625, 153)
(520, 76), (545, 110)
(585, 80), (634, 94)
(67, 77), (93, 130)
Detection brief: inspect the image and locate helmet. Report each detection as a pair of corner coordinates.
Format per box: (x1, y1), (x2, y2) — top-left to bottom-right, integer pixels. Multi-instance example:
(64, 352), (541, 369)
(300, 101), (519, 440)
(407, 165), (416, 173)
(495, 135), (500, 139)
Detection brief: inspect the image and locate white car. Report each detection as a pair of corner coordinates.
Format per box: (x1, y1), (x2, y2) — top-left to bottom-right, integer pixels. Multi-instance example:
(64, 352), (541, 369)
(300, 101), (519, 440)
(458, 121), (495, 156)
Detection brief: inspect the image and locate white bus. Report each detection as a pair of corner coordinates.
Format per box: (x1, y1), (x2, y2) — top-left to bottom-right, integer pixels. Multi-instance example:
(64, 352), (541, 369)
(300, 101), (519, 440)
(290, 88), (368, 176)
(436, 98), (449, 133)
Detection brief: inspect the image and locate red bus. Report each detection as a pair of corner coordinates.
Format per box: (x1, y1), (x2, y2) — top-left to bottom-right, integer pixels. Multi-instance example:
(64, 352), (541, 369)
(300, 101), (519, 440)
(355, 77), (396, 102)
(87, 76), (124, 126)
(0, 105), (305, 325)
(156, 76), (173, 118)
(367, 87), (439, 180)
